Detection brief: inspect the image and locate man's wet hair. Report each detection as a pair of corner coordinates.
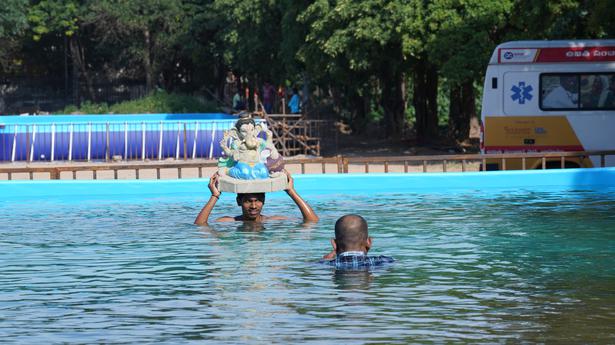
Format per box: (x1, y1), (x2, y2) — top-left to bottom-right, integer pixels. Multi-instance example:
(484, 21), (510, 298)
(334, 214), (368, 251)
(236, 193), (265, 206)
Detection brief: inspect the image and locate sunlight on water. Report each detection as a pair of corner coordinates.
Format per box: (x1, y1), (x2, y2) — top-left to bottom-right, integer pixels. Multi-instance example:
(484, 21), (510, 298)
(1, 188), (614, 343)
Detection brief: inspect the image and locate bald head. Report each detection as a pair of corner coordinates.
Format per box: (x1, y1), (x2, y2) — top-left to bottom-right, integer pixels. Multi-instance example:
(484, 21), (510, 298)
(334, 214), (369, 252)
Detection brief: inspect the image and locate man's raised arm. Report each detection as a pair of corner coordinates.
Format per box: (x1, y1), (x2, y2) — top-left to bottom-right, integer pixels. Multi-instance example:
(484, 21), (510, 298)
(284, 170), (319, 223)
(194, 173), (222, 225)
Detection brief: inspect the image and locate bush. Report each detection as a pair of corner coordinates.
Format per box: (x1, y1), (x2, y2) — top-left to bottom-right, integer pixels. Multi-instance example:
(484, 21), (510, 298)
(56, 91), (220, 114)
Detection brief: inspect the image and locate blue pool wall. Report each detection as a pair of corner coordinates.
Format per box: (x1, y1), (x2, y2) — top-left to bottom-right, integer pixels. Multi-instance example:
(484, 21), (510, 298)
(2, 168), (614, 202)
(0, 113), (256, 161)
(0, 113), (236, 125)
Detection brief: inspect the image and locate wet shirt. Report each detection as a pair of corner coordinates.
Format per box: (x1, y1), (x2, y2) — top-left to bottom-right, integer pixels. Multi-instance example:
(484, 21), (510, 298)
(320, 251), (394, 269)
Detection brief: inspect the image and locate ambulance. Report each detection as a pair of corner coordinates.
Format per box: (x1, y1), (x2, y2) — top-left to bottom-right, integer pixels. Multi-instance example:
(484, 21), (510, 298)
(480, 40), (615, 170)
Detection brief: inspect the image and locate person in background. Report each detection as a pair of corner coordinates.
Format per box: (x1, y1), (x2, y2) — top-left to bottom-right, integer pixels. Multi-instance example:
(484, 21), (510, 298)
(277, 85), (286, 113)
(288, 87), (301, 114)
(581, 75), (609, 109)
(232, 90), (244, 111)
(603, 75), (615, 108)
(224, 71), (236, 106)
(321, 214), (394, 269)
(543, 75), (578, 109)
(262, 81), (276, 114)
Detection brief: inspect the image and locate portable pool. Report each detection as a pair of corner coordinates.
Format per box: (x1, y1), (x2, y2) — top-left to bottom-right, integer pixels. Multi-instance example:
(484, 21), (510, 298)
(1, 168), (614, 343)
(0, 113), (251, 162)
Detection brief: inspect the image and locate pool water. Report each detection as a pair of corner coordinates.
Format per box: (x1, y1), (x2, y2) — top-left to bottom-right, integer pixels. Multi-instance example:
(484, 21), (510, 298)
(1, 185), (615, 343)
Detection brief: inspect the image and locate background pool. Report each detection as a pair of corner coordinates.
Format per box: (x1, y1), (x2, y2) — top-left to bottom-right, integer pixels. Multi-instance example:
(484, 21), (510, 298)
(0, 113), (245, 162)
(1, 172), (615, 343)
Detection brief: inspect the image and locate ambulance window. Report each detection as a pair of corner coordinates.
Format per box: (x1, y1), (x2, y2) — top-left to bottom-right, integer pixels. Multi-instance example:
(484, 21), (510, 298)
(579, 73), (615, 110)
(540, 74), (579, 110)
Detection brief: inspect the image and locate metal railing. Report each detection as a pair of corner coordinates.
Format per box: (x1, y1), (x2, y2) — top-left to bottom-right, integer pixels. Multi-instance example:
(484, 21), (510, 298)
(1, 151), (614, 181)
(340, 151), (615, 173)
(0, 120), (237, 162)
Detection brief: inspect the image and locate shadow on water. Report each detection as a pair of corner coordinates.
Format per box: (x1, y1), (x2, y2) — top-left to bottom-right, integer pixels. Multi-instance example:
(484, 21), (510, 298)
(332, 269), (374, 290)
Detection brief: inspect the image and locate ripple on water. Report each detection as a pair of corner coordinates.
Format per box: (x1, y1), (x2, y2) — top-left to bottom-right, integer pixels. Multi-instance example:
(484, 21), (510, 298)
(1, 190), (614, 343)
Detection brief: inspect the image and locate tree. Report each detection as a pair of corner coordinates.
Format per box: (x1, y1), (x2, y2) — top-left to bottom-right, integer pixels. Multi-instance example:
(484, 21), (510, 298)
(0, 0), (28, 72)
(300, 0), (423, 141)
(203, 0), (289, 108)
(587, 0), (615, 37)
(28, 0), (96, 102)
(87, 0), (190, 93)
(426, 0), (514, 142)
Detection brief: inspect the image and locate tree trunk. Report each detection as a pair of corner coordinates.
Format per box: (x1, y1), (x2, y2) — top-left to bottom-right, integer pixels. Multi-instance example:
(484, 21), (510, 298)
(71, 42), (79, 107)
(448, 84), (462, 140)
(301, 72), (310, 116)
(143, 28), (154, 93)
(413, 58), (439, 144)
(381, 62), (406, 142)
(68, 35), (96, 103)
(351, 90), (368, 134)
(248, 75), (257, 112)
(448, 80), (475, 142)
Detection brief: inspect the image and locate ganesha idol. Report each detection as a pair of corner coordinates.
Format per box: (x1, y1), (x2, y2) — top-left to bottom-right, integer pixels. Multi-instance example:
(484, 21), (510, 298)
(216, 115), (287, 193)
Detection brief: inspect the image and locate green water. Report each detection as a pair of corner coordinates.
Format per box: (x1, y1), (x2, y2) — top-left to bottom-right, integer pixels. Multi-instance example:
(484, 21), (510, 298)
(1, 189), (614, 343)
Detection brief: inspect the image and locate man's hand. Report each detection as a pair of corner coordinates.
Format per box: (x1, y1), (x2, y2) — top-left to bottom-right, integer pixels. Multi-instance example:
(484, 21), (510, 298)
(209, 172), (221, 198)
(322, 239), (337, 260)
(284, 169), (295, 192)
(194, 172), (222, 225)
(322, 250), (336, 260)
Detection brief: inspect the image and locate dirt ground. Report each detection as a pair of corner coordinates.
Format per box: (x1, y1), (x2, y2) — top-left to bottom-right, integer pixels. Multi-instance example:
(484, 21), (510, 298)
(320, 131), (480, 157)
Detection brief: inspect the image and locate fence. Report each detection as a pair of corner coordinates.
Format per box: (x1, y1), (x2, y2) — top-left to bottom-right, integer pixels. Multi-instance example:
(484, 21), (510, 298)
(341, 151), (615, 173)
(1, 150), (614, 181)
(0, 120), (240, 162)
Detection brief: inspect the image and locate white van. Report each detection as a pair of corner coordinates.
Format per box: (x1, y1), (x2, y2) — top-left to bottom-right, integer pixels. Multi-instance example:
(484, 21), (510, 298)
(480, 40), (615, 170)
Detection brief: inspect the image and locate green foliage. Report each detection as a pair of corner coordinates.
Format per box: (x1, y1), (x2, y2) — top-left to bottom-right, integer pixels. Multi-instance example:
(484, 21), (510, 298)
(60, 101), (110, 115)
(28, 0), (80, 41)
(0, 0), (28, 71)
(4, 0), (612, 142)
(56, 91), (220, 114)
(86, 0), (192, 90)
(206, 0), (287, 81)
(405, 78), (451, 127)
(0, 0), (28, 38)
(426, 0), (515, 84)
(587, 0), (615, 37)
(300, 0), (416, 76)
(110, 91), (218, 114)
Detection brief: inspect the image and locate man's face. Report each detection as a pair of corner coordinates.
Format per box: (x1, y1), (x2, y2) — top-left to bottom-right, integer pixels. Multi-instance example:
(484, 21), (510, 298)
(562, 76), (577, 92)
(240, 196), (263, 220)
(592, 77), (604, 93)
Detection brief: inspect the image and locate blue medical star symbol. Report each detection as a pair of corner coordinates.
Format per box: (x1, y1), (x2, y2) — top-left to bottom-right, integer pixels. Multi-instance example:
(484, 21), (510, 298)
(511, 82), (533, 104)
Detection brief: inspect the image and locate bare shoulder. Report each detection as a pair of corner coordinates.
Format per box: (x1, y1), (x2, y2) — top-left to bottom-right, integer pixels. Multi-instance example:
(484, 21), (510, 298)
(215, 216), (236, 222)
(265, 215), (288, 221)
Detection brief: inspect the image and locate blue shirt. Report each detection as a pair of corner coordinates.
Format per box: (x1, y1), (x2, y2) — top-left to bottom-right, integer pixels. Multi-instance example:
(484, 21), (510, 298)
(289, 94), (300, 113)
(320, 251), (394, 269)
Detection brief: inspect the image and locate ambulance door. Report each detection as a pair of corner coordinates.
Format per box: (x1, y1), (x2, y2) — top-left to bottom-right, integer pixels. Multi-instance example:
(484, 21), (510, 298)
(503, 71), (540, 115)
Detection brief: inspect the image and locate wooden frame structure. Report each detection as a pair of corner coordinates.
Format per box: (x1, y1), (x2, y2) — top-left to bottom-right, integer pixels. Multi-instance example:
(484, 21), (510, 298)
(264, 114), (325, 156)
